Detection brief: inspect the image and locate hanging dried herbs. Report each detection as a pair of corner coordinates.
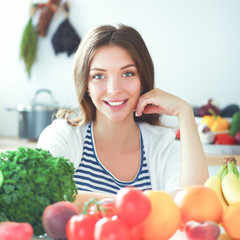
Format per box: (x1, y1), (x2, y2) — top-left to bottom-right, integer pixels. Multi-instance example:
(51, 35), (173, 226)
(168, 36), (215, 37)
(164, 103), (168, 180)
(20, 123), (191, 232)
(19, 0), (79, 78)
(20, 17), (38, 78)
(51, 3), (81, 56)
(36, 0), (61, 37)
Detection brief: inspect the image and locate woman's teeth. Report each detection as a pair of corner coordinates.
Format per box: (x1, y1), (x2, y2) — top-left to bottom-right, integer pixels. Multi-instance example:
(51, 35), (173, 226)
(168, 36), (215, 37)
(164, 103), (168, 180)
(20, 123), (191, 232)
(108, 101), (124, 106)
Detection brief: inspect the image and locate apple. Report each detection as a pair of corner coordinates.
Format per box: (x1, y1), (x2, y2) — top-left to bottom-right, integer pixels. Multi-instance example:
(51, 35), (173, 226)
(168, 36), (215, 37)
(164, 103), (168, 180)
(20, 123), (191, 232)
(42, 201), (80, 239)
(184, 220), (220, 240)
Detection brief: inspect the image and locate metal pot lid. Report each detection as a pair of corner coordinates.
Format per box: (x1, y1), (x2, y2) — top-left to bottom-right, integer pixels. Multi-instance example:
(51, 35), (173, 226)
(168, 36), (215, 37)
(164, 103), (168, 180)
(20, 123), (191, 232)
(17, 89), (59, 112)
(17, 103), (58, 112)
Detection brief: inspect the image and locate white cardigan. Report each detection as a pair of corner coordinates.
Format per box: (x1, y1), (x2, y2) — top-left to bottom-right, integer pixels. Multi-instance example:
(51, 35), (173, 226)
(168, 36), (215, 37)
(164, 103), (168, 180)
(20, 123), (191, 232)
(37, 119), (181, 193)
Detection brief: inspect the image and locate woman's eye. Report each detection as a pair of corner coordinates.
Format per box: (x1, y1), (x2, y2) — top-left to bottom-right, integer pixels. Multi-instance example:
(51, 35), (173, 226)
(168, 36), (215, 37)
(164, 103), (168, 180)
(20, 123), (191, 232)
(123, 71), (134, 77)
(92, 74), (104, 79)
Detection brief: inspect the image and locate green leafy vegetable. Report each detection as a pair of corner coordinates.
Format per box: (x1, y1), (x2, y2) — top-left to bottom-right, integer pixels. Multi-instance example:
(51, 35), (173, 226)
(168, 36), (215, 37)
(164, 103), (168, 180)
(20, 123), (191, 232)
(229, 111), (240, 137)
(20, 18), (38, 78)
(0, 147), (78, 236)
(0, 212), (9, 222)
(0, 169), (3, 188)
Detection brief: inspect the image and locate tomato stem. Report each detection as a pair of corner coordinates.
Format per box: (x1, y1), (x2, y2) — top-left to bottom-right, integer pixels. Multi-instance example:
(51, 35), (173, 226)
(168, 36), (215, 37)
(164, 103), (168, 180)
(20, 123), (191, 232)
(82, 198), (100, 215)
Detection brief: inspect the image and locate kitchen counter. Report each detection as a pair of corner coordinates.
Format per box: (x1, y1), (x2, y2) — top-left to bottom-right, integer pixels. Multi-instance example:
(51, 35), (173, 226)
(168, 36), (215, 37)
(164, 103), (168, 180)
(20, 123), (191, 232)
(174, 139), (240, 156)
(169, 230), (231, 240)
(0, 137), (239, 162)
(202, 143), (240, 155)
(0, 136), (37, 152)
(0, 139), (237, 240)
(32, 231), (232, 240)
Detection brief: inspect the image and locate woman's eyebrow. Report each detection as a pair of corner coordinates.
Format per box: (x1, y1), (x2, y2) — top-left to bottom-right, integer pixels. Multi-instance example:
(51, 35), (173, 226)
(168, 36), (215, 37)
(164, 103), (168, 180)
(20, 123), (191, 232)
(120, 64), (137, 70)
(90, 68), (106, 72)
(90, 64), (136, 72)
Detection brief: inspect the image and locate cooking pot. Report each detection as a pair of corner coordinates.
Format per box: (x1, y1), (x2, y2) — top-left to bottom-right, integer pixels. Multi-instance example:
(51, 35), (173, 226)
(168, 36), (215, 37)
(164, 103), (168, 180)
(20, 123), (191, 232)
(10, 89), (59, 140)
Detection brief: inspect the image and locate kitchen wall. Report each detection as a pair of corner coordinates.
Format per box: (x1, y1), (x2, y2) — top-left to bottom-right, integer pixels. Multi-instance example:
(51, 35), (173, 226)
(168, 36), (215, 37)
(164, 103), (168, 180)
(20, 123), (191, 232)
(0, 0), (240, 137)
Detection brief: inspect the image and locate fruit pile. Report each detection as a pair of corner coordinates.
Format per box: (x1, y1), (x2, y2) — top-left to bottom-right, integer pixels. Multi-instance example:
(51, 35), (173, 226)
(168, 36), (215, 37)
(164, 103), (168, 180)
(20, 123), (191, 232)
(204, 156), (240, 239)
(45, 188), (181, 240)
(1, 158), (240, 240)
(176, 99), (240, 145)
(0, 187), (181, 240)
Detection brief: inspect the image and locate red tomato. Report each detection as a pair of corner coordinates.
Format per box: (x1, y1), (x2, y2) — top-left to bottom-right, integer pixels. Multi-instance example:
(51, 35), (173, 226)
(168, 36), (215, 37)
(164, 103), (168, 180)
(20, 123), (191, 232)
(88, 198), (115, 218)
(131, 223), (143, 240)
(94, 215), (131, 240)
(66, 214), (98, 240)
(176, 129), (180, 140)
(0, 222), (33, 240)
(214, 133), (235, 145)
(114, 187), (151, 226)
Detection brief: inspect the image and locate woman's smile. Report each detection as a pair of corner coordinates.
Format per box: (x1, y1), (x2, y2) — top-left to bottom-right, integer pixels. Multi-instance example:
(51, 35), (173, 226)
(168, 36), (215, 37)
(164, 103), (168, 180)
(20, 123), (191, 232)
(103, 99), (128, 108)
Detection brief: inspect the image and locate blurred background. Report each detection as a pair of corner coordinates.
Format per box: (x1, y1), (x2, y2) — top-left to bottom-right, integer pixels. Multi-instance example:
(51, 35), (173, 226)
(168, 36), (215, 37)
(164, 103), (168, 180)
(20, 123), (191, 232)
(0, 0), (240, 138)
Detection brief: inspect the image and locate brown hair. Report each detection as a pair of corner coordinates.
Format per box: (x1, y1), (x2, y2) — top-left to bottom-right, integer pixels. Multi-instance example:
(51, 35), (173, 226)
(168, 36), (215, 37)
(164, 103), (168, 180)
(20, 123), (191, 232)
(58, 24), (161, 126)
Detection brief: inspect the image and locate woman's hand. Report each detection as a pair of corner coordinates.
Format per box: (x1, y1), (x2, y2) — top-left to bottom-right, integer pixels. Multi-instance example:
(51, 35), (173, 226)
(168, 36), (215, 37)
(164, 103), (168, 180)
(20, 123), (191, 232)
(135, 88), (209, 187)
(135, 88), (189, 117)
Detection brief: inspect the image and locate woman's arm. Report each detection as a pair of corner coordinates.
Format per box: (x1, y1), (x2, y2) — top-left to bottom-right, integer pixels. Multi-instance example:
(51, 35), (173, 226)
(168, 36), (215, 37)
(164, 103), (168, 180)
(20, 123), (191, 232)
(177, 103), (209, 187)
(135, 88), (209, 188)
(73, 191), (115, 212)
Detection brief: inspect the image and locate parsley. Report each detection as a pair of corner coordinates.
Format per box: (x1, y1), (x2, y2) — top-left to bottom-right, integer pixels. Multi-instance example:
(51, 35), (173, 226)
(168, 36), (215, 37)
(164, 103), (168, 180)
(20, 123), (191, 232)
(0, 147), (78, 236)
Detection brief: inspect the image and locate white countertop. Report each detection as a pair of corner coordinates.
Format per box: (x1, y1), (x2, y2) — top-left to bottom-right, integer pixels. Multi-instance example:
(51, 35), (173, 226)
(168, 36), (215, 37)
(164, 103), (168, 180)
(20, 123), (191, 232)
(0, 137), (239, 178)
(0, 136), (239, 155)
(174, 139), (240, 155)
(201, 143), (240, 155)
(0, 137), (37, 152)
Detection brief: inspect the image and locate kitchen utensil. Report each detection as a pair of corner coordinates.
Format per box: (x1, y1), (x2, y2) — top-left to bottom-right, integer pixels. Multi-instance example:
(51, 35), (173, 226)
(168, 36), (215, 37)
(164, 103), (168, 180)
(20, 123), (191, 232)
(7, 89), (59, 140)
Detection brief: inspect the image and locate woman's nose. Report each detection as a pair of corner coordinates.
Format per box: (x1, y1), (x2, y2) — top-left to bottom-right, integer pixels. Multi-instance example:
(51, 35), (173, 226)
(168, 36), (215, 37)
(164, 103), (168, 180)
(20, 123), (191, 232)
(107, 77), (122, 94)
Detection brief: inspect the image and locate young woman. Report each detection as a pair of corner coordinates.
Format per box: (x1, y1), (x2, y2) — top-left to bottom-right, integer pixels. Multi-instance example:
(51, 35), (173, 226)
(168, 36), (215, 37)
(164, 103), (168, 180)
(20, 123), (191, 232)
(37, 24), (209, 206)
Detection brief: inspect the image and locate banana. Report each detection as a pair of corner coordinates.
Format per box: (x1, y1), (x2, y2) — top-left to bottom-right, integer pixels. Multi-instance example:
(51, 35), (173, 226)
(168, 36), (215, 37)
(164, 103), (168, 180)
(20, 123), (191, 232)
(204, 174), (228, 210)
(205, 157), (240, 206)
(222, 171), (240, 204)
(221, 167), (228, 180)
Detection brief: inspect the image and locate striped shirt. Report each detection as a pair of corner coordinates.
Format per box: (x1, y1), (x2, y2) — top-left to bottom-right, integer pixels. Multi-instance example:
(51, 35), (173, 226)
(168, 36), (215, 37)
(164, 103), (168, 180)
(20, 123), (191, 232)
(74, 123), (152, 194)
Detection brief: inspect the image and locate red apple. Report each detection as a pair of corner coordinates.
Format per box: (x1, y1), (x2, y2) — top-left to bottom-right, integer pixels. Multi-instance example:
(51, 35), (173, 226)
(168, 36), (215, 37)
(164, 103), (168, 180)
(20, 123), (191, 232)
(42, 201), (80, 239)
(184, 221), (220, 240)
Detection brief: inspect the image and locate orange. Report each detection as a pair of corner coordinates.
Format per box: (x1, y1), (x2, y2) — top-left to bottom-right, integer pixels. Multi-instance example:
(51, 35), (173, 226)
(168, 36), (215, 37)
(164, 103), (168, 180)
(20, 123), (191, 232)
(174, 185), (223, 225)
(222, 202), (240, 239)
(141, 190), (181, 240)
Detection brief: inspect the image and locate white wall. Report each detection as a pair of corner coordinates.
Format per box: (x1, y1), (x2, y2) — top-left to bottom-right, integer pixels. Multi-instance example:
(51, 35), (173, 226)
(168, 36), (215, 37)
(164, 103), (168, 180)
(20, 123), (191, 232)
(1, 0), (240, 137)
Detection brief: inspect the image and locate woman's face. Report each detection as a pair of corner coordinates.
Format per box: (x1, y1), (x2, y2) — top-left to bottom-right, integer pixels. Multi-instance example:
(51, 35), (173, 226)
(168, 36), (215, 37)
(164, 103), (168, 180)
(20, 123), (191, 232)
(88, 45), (141, 123)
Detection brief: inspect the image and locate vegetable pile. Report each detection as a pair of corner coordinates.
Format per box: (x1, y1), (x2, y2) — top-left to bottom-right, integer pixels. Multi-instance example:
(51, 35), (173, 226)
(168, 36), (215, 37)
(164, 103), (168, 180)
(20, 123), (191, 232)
(41, 187), (181, 240)
(3, 178), (240, 239)
(204, 157), (240, 239)
(177, 100), (240, 145)
(0, 147), (78, 236)
(66, 187), (152, 240)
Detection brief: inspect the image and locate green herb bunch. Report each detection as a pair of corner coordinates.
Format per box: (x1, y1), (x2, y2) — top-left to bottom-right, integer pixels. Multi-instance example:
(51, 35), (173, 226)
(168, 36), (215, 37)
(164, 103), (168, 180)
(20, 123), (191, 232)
(20, 18), (38, 78)
(0, 147), (78, 236)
